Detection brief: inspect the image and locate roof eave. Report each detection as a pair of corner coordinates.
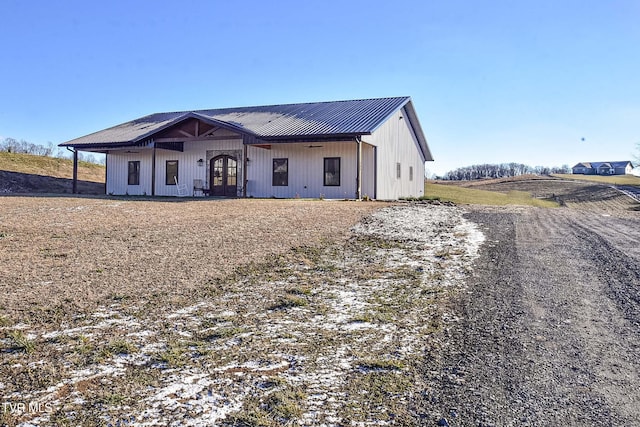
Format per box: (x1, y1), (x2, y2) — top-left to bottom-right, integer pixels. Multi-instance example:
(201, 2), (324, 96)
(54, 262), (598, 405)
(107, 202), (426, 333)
(400, 99), (433, 162)
(58, 141), (146, 149)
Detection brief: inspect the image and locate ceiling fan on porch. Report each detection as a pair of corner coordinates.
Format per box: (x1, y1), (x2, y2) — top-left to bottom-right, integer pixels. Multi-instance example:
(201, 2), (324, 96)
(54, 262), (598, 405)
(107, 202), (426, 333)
(306, 144), (323, 148)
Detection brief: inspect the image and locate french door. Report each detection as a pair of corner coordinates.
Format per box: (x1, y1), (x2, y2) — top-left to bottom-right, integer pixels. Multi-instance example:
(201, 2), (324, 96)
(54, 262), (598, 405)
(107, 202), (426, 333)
(210, 155), (237, 197)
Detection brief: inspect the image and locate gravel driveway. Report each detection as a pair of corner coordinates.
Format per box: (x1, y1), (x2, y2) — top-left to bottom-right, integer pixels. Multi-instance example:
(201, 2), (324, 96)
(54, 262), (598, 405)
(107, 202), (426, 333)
(428, 206), (640, 426)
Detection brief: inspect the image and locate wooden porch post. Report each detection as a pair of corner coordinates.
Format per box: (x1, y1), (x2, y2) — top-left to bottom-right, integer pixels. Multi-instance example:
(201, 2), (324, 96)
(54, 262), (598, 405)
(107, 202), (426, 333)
(72, 149), (78, 194)
(151, 141), (156, 196)
(356, 137), (362, 200)
(243, 144), (248, 198)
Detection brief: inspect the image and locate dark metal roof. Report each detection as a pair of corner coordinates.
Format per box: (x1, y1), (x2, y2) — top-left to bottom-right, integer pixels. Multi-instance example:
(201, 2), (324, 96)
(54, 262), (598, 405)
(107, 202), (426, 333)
(572, 161), (634, 169)
(59, 96), (432, 160)
(195, 97), (410, 138)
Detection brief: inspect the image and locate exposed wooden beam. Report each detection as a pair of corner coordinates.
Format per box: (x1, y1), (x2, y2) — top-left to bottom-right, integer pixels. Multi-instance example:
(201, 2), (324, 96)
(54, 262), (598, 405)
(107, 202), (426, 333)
(201, 127), (219, 137)
(178, 130), (194, 138)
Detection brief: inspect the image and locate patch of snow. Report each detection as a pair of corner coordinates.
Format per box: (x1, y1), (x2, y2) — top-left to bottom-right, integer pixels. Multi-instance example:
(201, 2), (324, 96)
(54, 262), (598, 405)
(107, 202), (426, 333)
(137, 371), (246, 427)
(166, 302), (208, 319)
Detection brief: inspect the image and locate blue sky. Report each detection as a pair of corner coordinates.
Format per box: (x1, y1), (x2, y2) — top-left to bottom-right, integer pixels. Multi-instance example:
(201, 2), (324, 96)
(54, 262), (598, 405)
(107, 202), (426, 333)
(1, 0), (638, 175)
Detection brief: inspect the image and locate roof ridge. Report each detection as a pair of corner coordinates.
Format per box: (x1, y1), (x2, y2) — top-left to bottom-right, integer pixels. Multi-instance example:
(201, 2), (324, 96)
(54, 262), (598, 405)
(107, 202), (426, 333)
(578, 160), (631, 163)
(146, 96), (411, 116)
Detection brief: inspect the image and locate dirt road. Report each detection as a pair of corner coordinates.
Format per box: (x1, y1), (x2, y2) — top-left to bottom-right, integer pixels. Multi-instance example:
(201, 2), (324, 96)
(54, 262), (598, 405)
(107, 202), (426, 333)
(430, 206), (640, 426)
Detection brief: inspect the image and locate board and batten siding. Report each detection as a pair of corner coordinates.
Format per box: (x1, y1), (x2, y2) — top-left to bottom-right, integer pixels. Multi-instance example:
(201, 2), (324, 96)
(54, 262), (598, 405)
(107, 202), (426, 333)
(245, 142), (374, 199)
(104, 113), (421, 199)
(363, 107), (426, 199)
(106, 138), (244, 196)
(106, 151), (152, 195)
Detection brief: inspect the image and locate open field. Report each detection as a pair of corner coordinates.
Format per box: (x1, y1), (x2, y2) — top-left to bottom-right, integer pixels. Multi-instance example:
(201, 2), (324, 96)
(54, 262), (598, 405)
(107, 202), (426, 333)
(0, 198), (381, 323)
(552, 173), (640, 186)
(1, 177), (639, 426)
(0, 197), (486, 426)
(424, 181), (558, 207)
(427, 175), (640, 214)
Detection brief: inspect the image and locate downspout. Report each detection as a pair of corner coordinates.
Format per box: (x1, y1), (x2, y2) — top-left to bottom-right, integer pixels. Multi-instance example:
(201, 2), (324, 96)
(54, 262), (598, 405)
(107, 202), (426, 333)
(66, 147), (78, 194)
(355, 136), (362, 200)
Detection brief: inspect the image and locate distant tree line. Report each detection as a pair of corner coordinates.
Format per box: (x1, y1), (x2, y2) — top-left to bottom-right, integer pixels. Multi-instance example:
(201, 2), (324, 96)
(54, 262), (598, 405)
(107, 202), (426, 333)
(1, 137), (104, 164)
(440, 162), (571, 181)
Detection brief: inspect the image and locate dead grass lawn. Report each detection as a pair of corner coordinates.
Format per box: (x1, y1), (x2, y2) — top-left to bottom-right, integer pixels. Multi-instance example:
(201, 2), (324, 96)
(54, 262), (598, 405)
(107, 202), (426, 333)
(0, 197), (382, 324)
(0, 198), (486, 426)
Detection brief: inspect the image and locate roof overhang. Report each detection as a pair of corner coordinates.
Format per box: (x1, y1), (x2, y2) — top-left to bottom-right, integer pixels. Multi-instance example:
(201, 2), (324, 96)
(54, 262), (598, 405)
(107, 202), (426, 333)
(401, 100), (433, 162)
(58, 112), (257, 150)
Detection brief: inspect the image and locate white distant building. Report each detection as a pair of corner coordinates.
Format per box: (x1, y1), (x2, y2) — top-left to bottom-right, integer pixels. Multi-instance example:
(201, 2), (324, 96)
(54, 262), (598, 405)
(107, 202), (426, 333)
(571, 161), (635, 176)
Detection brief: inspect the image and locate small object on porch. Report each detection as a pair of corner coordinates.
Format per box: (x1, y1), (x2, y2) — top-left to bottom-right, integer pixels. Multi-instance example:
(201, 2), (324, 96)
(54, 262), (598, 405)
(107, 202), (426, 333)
(193, 179), (205, 197)
(174, 177), (189, 197)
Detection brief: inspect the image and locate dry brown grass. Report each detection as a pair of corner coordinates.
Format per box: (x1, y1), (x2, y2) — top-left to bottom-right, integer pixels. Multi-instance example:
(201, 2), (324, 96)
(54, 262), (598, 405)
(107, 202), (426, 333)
(0, 151), (105, 183)
(0, 199), (485, 426)
(0, 197), (382, 324)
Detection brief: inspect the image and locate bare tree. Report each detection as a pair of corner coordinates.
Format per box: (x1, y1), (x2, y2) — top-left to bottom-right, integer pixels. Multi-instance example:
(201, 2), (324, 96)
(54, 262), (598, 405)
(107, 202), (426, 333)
(443, 162), (570, 181)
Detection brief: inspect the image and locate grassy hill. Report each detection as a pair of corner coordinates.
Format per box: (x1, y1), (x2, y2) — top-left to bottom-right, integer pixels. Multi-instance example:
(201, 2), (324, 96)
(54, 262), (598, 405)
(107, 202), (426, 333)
(552, 173), (640, 186)
(425, 174), (640, 211)
(425, 180), (558, 207)
(0, 151), (105, 194)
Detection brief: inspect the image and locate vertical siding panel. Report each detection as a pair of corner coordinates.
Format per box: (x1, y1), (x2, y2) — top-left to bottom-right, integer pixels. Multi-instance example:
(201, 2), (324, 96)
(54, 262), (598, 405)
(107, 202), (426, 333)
(246, 142), (357, 199)
(107, 151), (152, 196)
(361, 143), (375, 199)
(364, 108), (425, 199)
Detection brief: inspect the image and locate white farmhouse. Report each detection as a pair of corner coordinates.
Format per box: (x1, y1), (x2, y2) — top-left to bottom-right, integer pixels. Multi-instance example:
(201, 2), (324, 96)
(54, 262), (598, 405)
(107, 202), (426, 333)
(59, 97), (432, 200)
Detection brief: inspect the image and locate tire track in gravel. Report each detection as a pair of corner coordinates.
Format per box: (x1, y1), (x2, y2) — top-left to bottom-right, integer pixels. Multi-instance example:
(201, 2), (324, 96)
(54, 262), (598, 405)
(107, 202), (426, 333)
(430, 206), (640, 426)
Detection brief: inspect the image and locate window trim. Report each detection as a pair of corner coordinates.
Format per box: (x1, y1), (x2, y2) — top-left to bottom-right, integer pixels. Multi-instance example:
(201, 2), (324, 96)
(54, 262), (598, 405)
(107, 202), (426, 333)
(323, 157), (341, 186)
(128, 160), (140, 186)
(166, 160), (178, 185)
(272, 158), (289, 186)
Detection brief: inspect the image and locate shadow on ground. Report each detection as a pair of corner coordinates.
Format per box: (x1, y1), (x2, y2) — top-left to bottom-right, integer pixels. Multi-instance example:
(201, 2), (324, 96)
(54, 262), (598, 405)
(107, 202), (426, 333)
(0, 170), (104, 195)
